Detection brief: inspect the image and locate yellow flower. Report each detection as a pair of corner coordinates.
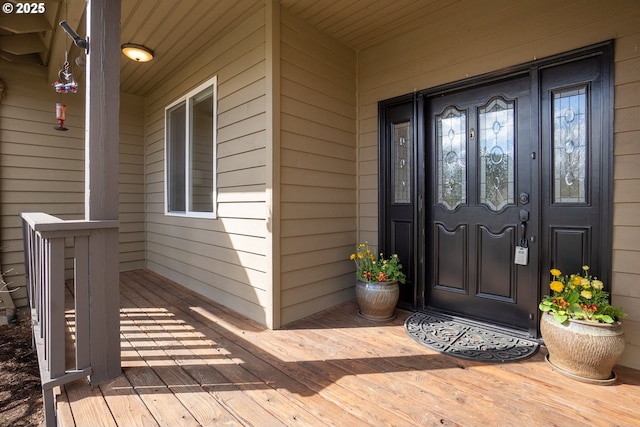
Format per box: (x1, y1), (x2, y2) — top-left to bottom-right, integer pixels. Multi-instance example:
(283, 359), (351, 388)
(582, 265), (590, 271)
(592, 280), (604, 290)
(365, 249), (371, 255)
(350, 253), (356, 260)
(357, 252), (363, 259)
(581, 290), (593, 299)
(581, 278), (590, 288)
(572, 276), (582, 286)
(550, 281), (564, 293)
(550, 269), (561, 277)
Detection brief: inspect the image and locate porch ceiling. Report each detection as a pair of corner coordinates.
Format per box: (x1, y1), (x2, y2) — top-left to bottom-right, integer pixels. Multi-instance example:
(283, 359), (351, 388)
(0, 0), (444, 97)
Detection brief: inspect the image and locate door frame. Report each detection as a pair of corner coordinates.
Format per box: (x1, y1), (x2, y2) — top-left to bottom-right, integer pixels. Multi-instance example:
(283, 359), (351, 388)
(378, 93), (420, 310)
(379, 41), (614, 337)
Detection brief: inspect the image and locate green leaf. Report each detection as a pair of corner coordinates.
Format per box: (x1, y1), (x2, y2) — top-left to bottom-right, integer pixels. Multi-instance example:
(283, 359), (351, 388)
(566, 290), (580, 304)
(568, 303), (583, 315)
(553, 313), (569, 324)
(595, 314), (614, 324)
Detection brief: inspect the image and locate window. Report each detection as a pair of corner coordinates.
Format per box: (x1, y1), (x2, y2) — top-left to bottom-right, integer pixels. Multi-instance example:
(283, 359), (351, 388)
(165, 77), (217, 218)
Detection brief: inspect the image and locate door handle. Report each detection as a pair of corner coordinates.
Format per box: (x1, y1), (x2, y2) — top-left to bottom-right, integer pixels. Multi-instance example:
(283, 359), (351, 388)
(519, 210), (529, 222)
(519, 192), (529, 205)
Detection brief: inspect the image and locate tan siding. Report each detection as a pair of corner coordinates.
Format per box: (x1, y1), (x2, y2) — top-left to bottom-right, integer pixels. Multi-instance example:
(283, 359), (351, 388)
(119, 93), (146, 271)
(144, 7), (269, 325)
(614, 29), (640, 366)
(0, 63), (82, 307)
(357, 0), (640, 368)
(279, 9), (357, 325)
(0, 63), (146, 308)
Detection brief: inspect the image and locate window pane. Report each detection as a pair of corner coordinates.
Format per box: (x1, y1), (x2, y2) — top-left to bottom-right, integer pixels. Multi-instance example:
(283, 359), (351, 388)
(392, 121), (411, 204)
(190, 87), (214, 213)
(167, 102), (186, 212)
(553, 86), (587, 204)
(436, 106), (467, 210)
(478, 97), (515, 211)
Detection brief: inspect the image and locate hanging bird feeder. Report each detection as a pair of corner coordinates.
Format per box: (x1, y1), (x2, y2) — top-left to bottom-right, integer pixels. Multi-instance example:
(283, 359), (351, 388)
(54, 103), (68, 131)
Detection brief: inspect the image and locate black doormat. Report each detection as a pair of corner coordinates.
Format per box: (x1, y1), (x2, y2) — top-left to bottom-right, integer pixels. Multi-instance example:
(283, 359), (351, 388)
(405, 310), (540, 363)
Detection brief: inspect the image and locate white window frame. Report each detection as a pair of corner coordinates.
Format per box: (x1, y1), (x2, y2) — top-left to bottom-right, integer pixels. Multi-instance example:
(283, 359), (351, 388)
(164, 76), (217, 218)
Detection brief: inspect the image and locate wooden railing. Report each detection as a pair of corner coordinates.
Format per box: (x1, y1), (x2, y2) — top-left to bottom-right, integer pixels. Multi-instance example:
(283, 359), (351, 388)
(21, 212), (120, 427)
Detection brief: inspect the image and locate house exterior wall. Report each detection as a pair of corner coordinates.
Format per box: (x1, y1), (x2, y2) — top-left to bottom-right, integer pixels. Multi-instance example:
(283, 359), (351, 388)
(278, 10), (357, 325)
(143, 8), (271, 325)
(356, 0), (640, 369)
(0, 62), (145, 308)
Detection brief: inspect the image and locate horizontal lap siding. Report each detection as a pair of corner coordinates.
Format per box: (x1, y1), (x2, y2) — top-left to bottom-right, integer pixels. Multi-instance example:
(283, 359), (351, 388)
(279, 10), (357, 325)
(119, 94), (146, 271)
(0, 64), (145, 307)
(357, 0), (640, 368)
(144, 8), (270, 324)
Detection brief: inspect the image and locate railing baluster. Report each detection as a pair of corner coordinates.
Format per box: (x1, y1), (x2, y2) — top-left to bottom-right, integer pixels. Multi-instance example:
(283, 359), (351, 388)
(48, 236), (66, 378)
(74, 235), (90, 370)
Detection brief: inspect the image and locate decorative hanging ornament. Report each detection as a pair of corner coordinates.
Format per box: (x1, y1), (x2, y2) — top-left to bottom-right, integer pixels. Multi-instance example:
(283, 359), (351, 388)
(54, 53), (78, 93)
(54, 103), (68, 131)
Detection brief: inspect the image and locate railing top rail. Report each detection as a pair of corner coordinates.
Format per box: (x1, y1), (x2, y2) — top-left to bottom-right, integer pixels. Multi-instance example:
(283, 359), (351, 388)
(21, 212), (119, 234)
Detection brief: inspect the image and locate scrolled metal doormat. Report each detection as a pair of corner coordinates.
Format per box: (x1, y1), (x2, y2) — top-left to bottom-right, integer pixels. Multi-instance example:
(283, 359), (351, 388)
(405, 310), (539, 363)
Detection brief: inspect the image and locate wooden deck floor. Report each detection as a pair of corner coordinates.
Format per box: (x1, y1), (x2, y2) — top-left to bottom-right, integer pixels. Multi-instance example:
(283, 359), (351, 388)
(57, 269), (640, 427)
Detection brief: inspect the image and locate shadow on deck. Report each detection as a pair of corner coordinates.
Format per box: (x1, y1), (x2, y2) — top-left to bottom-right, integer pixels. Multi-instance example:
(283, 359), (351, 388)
(57, 269), (640, 426)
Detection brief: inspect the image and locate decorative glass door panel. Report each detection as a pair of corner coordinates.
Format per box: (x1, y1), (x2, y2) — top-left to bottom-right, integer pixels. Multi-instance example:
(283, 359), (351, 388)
(478, 97), (515, 211)
(393, 121), (412, 204)
(436, 107), (467, 210)
(552, 86), (587, 204)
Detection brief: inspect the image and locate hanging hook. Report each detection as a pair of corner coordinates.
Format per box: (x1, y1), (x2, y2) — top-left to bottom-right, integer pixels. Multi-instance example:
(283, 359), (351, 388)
(59, 21), (89, 53)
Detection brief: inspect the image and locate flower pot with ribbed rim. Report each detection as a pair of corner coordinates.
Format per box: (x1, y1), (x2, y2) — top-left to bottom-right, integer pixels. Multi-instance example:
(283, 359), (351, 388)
(356, 278), (399, 321)
(540, 312), (625, 385)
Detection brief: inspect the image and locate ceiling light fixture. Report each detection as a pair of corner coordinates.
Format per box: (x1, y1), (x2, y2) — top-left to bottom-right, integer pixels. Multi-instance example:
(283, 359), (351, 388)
(121, 43), (154, 62)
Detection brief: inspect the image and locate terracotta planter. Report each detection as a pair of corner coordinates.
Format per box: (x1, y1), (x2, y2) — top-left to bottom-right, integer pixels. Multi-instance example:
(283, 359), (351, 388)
(355, 278), (399, 321)
(540, 313), (625, 385)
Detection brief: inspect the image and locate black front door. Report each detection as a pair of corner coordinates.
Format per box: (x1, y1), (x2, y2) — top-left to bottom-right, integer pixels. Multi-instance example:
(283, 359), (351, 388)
(380, 43), (613, 336)
(425, 74), (535, 331)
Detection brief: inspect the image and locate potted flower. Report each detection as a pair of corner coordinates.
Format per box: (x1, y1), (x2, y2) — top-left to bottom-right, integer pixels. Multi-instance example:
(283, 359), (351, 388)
(350, 242), (406, 321)
(539, 266), (627, 384)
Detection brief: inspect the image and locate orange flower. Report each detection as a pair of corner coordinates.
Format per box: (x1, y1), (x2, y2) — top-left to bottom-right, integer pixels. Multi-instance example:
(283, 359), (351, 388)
(550, 281), (564, 293)
(377, 271), (389, 282)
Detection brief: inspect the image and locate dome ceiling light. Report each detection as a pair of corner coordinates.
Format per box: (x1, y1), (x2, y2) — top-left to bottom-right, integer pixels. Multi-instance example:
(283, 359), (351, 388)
(121, 43), (154, 62)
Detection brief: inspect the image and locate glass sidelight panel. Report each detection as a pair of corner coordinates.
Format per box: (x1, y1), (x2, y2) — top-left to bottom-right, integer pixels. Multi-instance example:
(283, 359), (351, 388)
(436, 107), (467, 210)
(392, 121), (412, 204)
(478, 97), (515, 211)
(552, 86), (587, 204)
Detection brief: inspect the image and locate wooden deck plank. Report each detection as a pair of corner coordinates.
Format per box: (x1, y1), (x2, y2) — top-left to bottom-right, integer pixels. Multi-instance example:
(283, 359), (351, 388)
(118, 291), (245, 427)
(122, 271), (361, 427)
(64, 379), (118, 427)
(98, 375), (160, 427)
(58, 269), (640, 427)
(132, 272), (532, 425)
(139, 271), (509, 426)
(55, 387), (77, 427)
(118, 278), (293, 427)
(132, 270), (420, 426)
(295, 310), (627, 427)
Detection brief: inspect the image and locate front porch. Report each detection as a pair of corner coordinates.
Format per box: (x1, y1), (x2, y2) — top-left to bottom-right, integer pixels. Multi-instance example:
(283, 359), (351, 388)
(56, 269), (640, 427)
